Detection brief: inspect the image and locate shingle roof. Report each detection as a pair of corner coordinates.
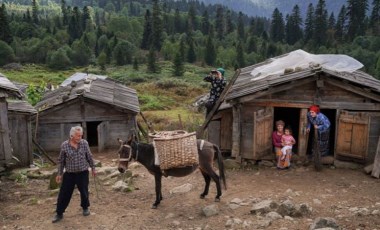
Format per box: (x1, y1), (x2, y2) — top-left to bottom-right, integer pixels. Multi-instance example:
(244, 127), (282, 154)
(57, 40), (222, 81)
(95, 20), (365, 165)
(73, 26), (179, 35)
(36, 78), (140, 113)
(7, 100), (37, 114)
(0, 73), (23, 98)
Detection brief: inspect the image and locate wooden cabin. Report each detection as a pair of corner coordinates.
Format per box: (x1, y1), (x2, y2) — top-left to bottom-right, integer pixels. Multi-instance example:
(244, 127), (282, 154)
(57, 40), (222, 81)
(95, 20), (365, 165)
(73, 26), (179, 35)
(208, 51), (380, 164)
(0, 74), (36, 167)
(35, 76), (140, 152)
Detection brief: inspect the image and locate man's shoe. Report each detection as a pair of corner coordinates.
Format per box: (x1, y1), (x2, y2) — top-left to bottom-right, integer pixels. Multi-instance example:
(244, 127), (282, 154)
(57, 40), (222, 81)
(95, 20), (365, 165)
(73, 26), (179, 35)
(52, 214), (63, 223)
(83, 208), (90, 216)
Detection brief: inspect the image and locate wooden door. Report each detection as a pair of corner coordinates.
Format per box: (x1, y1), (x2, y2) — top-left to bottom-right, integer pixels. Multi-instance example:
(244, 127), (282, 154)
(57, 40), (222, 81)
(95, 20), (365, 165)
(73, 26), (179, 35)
(97, 121), (108, 152)
(297, 109), (309, 157)
(253, 107), (274, 159)
(336, 110), (369, 159)
(0, 100), (12, 163)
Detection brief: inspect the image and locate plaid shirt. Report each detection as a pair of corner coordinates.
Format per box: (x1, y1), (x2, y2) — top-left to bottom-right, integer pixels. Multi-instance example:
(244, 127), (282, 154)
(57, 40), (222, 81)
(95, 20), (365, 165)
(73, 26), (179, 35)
(58, 139), (95, 175)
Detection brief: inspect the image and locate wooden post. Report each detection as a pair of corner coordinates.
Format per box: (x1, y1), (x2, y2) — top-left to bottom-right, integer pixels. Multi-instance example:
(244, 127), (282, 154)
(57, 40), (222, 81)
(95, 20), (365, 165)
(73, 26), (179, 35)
(371, 136), (380, 178)
(178, 114), (183, 130)
(231, 104), (241, 158)
(0, 98), (12, 163)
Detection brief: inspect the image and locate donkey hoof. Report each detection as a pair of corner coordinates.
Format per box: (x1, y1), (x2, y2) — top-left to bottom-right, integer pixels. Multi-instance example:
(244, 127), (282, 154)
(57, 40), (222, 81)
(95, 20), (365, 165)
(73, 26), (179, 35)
(214, 197), (221, 202)
(151, 204), (158, 209)
(200, 194), (206, 199)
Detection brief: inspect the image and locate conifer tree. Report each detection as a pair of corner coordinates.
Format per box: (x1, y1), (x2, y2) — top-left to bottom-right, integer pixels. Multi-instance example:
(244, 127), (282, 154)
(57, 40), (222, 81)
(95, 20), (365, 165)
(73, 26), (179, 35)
(346, 0), (368, 40)
(174, 8), (182, 33)
(152, 0), (163, 51)
(173, 51), (184, 76)
(187, 31), (196, 63)
(133, 57), (139, 70)
(236, 40), (245, 68)
(247, 36), (257, 53)
(61, 0), (68, 25)
(25, 8), (32, 23)
(0, 4), (12, 44)
(187, 4), (196, 32)
(32, 0), (39, 24)
(370, 0), (380, 35)
(215, 6), (224, 40)
(147, 46), (158, 73)
(82, 6), (92, 32)
(201, 10), (210, 35)
(204, 29), (216, 66)
(237, 12), (245, 41)
(328, 12), (336, 29)
(179, 38), (185, 61)
(286, 5), (303, 45)
(335, 5), (347, 41)
(68, 7), (82, 42)
(141, 9), (152, 50)
(314, 0), (328, 46)
(225, 10), (234, 35)
(304, 3), (314, 43)
(270, 8), (285, 42)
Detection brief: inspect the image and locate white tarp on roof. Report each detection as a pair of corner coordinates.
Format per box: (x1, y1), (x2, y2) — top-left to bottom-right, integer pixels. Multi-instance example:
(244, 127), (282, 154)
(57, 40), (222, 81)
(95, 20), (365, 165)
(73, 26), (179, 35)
(250, 49), (364, 81)
(61, 72), (107, 86)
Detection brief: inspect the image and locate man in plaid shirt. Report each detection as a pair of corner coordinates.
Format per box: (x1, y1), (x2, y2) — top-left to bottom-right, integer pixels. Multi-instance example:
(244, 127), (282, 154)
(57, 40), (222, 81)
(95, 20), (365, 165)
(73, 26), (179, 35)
(52, 126), (96, 223)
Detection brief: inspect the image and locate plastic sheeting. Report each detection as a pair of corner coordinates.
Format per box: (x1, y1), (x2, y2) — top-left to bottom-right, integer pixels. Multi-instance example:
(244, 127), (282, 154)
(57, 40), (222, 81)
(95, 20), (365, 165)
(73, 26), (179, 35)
(250, 49), (364, 81)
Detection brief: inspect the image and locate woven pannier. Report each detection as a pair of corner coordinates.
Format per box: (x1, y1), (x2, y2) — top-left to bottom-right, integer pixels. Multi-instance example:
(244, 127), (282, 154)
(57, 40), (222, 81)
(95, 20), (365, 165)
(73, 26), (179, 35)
(150, 131), (199, 170)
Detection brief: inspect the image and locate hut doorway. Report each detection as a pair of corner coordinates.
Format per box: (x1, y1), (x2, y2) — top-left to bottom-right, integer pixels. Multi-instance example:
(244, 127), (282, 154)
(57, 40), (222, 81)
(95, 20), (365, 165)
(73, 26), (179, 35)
(273, 107), (300, 154)
(86, 121), (102, 147)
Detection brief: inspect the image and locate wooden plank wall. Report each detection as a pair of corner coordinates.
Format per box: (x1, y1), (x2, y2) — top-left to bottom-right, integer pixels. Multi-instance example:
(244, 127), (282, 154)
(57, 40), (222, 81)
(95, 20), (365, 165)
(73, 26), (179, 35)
(8, 113), (33, 166)
(369, 114), (380, 163)
(220, 109), (233, 151)
(208, 121), (220, 147)
(0, 98), (12, 163)
(107, 119), (135, 149)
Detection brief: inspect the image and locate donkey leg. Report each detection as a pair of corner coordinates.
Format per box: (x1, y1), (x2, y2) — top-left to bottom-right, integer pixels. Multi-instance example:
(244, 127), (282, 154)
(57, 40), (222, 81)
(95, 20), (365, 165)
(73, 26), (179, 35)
(200, 170), (211, 199)
(209, 171), (222, 202)
(152, 174), (162, 209)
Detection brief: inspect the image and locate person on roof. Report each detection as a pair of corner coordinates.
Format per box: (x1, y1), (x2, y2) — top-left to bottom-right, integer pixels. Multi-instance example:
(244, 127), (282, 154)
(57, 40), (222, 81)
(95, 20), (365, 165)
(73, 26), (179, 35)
(203, 68), (226, 115)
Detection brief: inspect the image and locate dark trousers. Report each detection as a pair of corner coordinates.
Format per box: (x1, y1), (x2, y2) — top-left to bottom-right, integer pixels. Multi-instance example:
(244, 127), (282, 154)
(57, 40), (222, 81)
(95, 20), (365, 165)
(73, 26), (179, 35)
(56, 170), (90, 215)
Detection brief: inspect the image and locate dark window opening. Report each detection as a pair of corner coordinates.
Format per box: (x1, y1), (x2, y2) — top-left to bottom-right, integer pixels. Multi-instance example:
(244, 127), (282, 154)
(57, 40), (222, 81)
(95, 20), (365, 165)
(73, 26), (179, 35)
(86, 121), (102, 146)
(273, 107), (300, 154)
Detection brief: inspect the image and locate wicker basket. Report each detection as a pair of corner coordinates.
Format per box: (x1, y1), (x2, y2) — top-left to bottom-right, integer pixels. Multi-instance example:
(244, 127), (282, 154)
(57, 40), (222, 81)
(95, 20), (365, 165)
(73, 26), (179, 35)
(150, 131), (198, 170)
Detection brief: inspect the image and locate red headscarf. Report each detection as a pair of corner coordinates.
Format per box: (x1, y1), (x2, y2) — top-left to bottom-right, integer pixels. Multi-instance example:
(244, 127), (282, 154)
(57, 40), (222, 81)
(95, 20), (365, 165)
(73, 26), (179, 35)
(309, 105), (320, 113)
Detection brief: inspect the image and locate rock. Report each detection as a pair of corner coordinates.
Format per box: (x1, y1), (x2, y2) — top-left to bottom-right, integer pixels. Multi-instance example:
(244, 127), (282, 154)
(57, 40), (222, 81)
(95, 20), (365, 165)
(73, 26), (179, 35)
(297, 203), (312, 217)
(96, 166), (118, 176)
(277, 200), (296, 217)
(364, 164), (373, 174)
(255, 218), (272, 228)
(165, 213), (175, 219)
(285, 189), (296, 196)
(2, 63), (23, 70)
(250, 200), (278, 215)
(230, 198), (242, 204)
(309, 217), (340, 230)
(0, 166), (5, 172)
(228, 203), (240, 210)
(94, 160), (102, 167)
(223, 159), (241, 170)
(112, 181), (132, 192)
(372, 210), (379, 215)
(333, 160), (362, 170)
(170, 183), (193, 194)
(313, 199), (322, 205)
(242, 220), (252, 228)
(258, 160), (275, 167)
(265, 211), (282, 221)
(171, 220), (180, 226)
(202, 204), (219, 217)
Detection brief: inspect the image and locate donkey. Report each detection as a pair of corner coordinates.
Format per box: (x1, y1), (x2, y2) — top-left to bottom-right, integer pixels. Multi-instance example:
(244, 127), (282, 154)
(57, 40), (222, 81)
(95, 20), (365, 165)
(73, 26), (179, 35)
(117, 134), (227, 209)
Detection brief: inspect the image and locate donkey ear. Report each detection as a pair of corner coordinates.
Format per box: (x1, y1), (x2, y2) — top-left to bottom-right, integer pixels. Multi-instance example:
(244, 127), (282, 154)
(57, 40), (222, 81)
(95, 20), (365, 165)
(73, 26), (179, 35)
(117, 138), (124, 144)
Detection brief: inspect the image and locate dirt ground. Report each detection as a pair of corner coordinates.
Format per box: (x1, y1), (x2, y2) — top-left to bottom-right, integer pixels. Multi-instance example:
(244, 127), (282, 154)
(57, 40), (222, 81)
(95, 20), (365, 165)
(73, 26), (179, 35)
(1, 150), (380, 230)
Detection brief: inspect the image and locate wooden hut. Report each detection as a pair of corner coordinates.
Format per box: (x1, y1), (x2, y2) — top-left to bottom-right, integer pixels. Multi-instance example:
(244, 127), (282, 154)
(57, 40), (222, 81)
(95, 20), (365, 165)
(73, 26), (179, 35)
(208, 50), (380, 164)
(35, 75), (140, 152)
(0, 74), (36, 167)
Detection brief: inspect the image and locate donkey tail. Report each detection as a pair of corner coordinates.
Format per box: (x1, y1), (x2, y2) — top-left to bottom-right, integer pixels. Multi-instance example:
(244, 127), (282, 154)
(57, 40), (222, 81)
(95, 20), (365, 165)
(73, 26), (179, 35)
(213, 144), (227, 190)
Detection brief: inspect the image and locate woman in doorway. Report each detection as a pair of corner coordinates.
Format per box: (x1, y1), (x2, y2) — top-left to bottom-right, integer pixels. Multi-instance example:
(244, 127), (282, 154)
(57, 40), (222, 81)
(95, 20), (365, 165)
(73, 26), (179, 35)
(306, 105), (331, 157)
(272, 120), (291, 169)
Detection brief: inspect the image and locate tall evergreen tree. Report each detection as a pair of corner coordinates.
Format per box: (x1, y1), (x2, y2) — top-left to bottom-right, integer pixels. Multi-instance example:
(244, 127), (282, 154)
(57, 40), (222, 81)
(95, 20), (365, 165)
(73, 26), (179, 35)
(204, 30), (216, 66)
(174, 8), (182, 33)
(225, 10), (234, 35)
(237, 12), (245, 40)
(141, 9), (152, 50)
(32, 0), (39, 24)
(215, 6), (224, 40)
(68, 7), (82, 42)
(270, 8), (285, 42)
(151, 0), (163, 51)
(173, 51), (184, 76)
(201, 10), (210, 35)
(61, 0), (69, 25)
(285, 5), (303, 45)
(25, 8), (32, 23)
(236, 40), (245, 68)
(313, 0), (328, 46)
(247, 36), (257, 53)
(187, 32), (196, 63)
(346, 0), (368, 40)
(179, 38), (185, 61)
(82, 6), (92, 32)
(370, 0), (380, 35)
(187, 4), (196, 32)
(335, 5), (347, 41)
(328, 12), (336, 29)
(0, 4), (12, 44)
(147, 46), (158, 73)
(304, 3), (315, 43)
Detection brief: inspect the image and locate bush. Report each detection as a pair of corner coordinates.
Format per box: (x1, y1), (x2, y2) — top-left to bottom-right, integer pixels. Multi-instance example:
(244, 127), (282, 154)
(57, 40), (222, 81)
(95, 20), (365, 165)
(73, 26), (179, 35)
(47, 48), (71, 70)
(0, 41), (15, 66)
(155, 78), (190, 90)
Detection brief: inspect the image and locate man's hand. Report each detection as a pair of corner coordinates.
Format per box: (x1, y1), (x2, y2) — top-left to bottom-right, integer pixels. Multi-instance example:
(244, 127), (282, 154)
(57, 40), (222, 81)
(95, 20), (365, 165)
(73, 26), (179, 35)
(306, 128), (310, 133)
(56, 175), (62, 184)
(91, 169), (96, 177)
(314, 124), (319, 129)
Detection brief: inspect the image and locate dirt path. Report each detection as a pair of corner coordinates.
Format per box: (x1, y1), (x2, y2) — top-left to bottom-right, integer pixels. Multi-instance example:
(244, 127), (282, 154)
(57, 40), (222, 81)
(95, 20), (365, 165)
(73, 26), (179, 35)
(1, 151), (380, 230)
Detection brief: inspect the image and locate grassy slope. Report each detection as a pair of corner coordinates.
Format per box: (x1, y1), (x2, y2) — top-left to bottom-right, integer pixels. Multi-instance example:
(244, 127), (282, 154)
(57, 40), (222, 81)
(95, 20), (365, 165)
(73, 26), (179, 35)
(1, 62), (233, 132)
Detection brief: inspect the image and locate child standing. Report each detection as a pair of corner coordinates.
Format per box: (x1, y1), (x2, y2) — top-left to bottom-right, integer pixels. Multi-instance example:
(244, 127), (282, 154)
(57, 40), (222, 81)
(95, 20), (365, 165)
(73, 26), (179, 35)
(279, 126), (296, 169)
